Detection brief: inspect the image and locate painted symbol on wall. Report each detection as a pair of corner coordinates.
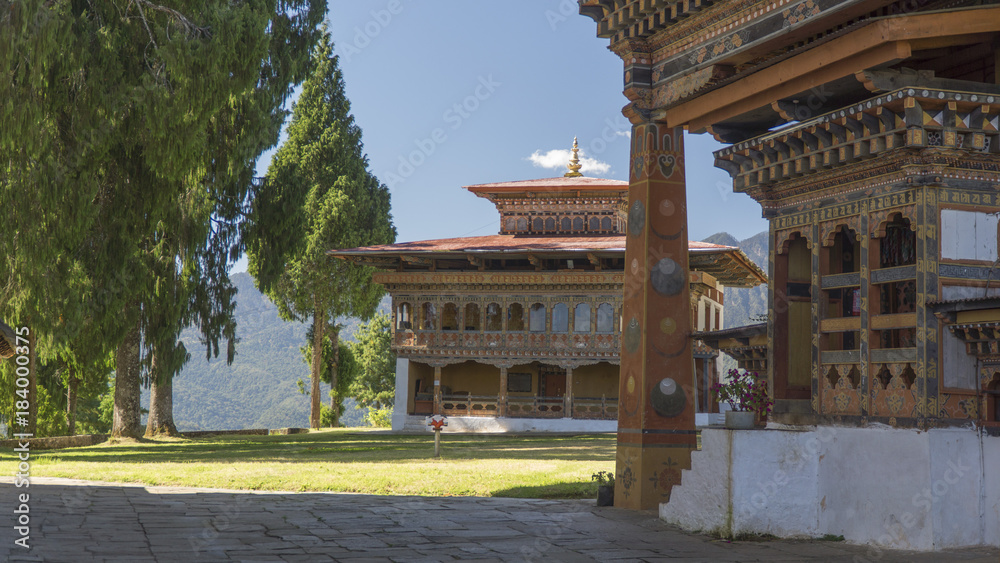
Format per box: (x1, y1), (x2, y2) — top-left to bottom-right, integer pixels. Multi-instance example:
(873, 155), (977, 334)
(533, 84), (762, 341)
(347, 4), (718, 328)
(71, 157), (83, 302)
(650, 257), (684, 296)
(623, 317), (641, 354)
(650, 377), (686, 417)
(659, 199), (675, 217)
(628, 200), (645, 236)
(657, 153), (676, 179)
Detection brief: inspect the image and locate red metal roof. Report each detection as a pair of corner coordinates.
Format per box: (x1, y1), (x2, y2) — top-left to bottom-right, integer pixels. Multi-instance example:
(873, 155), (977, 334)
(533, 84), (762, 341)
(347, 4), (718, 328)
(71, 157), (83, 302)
(465, 176), (628, 194)
(330, 234), (737, 255)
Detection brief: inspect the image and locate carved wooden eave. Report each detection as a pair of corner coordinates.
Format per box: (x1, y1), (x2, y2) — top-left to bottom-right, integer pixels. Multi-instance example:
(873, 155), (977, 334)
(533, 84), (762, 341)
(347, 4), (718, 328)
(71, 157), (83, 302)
(581, 0), (1000, 136)
(713, 84), (1000, 214)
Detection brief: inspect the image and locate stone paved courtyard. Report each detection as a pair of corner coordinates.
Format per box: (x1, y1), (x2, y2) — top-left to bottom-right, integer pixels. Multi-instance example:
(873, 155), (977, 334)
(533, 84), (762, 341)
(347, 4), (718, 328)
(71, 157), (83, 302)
(1, 478), (997, 562)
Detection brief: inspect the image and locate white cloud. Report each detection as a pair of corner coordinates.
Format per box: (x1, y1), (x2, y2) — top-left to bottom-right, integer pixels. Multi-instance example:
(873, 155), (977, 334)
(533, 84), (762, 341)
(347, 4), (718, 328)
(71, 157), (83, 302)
(527, 149), (611, 176)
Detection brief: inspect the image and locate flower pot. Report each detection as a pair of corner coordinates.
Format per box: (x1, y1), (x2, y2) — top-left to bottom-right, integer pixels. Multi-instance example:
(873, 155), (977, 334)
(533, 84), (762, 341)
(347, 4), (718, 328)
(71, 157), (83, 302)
(596, 484), (614, 507)
(725, 410), (756, 430)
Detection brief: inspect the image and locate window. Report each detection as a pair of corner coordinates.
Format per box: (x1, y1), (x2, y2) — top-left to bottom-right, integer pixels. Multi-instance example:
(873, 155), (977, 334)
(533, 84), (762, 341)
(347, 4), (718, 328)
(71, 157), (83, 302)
(601, 217), (612, 231)
(596, 303), (614, 333)
(880, 216), (916, 267)
(573, 217), (584, 231)
(485, 302), (502, 331)
(532, 217), (543, 232)
(421, 302), (437, 331)
(561, 217), (572, 231)
(589, 217), (600, 231)
(529, 303), (546, 332)
(464, 303), (481, 331)
(516, 217), (528, 231)
(504, 218), (515, 232)
(508, 303), (525, 331)
(507, 373), (532, 393)
(441, 303), (459, 331)
(545, 217), (556, 231)
(552, 303), (569, 333)
(574, 303), (591, 333)
(396, 302), (412, 330)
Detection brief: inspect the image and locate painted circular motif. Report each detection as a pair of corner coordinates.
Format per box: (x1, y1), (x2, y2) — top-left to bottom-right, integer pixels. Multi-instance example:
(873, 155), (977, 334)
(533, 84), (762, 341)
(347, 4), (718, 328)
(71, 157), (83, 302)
(659, 198), (675, 217)
(626, 375), (635, 394)
(623, 317), (641, 355)
(650, 377), (686, 417)
(628, 201), (645, 236)
(630, 258), (639, 275)
(650, 257), (685, 296)
(659, 317), (677, 334)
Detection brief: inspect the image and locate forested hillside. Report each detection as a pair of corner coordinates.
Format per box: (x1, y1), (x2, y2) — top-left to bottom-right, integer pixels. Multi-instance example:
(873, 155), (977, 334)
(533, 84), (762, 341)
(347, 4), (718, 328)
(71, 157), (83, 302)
(701, 231), (768, 329)
(141, 273), (388, 431)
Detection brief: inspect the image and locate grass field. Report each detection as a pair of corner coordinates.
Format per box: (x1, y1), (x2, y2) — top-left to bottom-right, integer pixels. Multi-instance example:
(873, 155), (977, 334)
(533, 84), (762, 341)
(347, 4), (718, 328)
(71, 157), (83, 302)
(7, 430), (617, 499)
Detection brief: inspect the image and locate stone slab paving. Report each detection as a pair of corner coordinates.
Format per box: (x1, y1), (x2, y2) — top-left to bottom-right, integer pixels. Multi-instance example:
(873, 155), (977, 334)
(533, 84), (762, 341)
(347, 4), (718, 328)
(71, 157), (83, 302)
(0, 478), (995, 562)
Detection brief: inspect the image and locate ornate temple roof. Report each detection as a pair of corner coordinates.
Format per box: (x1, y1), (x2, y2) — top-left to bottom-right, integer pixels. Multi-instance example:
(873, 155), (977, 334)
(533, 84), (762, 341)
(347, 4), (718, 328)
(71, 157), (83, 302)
(331, 236), (767, 288)
(466, 175), (628, 193)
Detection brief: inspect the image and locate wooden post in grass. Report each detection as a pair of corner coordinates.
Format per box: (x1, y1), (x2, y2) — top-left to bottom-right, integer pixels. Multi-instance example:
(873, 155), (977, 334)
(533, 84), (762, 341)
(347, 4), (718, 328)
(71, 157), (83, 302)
(427, 415), (447, 458)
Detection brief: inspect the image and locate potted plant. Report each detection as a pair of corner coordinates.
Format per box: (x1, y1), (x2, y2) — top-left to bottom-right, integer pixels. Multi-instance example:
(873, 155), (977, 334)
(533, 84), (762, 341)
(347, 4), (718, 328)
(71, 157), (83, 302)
(711, 369), (773, 429)
(592, 471), (615, 506)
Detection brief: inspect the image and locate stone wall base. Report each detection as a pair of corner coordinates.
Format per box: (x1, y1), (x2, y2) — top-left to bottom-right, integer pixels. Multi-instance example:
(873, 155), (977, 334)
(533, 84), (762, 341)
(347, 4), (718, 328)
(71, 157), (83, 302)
(394, 414), (616, 433)
(660, 425), (1000, 551)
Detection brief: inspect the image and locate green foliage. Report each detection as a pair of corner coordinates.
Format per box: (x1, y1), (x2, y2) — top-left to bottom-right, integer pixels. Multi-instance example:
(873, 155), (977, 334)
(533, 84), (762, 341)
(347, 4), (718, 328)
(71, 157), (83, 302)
(34, 385), (67, 438)
(348, 313), (396, 410)
(711, 369), (773, 416)
(246, 25), (395, 427)
(364, 406), (392, 428)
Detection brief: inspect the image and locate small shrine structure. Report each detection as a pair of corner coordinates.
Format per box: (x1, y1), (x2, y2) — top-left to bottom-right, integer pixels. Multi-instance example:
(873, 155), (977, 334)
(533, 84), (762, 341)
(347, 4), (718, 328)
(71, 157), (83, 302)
(579, 0), (1000, 550)
(332, 143), (765, 432)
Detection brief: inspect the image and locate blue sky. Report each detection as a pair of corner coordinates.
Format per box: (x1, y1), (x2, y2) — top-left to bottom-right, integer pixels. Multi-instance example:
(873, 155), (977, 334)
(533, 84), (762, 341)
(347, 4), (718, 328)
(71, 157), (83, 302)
(235, 1), (768, 272)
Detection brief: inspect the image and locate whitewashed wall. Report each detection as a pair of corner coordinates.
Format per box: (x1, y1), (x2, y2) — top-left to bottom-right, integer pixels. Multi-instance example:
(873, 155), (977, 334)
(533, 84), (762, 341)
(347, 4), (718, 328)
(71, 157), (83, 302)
(661, 426), (1000, 550)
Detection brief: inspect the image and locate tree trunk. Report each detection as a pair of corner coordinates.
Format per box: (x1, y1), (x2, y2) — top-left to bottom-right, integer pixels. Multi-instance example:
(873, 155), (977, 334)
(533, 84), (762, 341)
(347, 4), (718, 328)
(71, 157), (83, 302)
(145, 354), (179, 438)
(310, 305), (324, 429)
(66, 370), (79, 436)
(329, 327), (340, 428)
(112, 320), (142, 439)
(25, 327), (37, 436)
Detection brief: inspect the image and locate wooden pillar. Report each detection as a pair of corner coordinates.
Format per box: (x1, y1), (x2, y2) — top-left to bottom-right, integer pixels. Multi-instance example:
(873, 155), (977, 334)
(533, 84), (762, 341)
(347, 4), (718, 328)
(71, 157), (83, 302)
(615, 122), (696, 510)
(916, 187), (940, 425)
(564, 367), (574, 418)
(433, 365), (442, 415)
(499, 366), (508, 417)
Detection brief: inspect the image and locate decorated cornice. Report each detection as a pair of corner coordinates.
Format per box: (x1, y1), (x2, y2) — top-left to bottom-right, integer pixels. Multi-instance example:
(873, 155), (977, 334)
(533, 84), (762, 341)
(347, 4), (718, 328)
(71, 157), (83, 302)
(374, 271), (624, 293)
(713, 88), (1000, 212)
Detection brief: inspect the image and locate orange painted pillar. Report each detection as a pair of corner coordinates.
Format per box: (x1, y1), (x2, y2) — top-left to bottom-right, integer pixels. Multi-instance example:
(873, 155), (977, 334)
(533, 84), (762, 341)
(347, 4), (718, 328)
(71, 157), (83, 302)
(615, 122), (697, 510)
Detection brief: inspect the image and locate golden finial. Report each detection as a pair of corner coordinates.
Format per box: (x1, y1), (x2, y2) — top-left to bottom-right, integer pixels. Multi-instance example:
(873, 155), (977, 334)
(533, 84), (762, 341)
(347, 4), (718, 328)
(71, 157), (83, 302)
(564, 137), (583, 177)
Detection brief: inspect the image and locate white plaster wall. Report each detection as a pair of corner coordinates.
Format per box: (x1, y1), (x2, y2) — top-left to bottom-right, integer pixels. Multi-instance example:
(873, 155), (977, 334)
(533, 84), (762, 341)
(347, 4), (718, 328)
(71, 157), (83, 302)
(660, 429), (731, 534)
(661, 426), (1000, 550)
(731, 429), (820, 538)
(391, 358), (410, 432)
(396, 415), (616, 433)
(941, 209), (1000, 261)
(985, 435), (1000, 547)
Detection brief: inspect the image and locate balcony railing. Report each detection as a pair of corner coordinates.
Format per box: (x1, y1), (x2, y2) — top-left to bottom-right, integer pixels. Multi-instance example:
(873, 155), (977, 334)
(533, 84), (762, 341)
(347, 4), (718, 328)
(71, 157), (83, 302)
(571, 396), (618, 420)
(506, 396), (566, 418)
(441, 393), (499, 417)
(394, 330), (619, 358)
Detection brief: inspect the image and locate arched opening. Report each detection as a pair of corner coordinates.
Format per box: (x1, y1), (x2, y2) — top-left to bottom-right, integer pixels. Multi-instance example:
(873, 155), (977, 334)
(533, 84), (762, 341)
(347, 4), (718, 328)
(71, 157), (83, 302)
(574, 303), (591, 333)
(774, 233), (811, 401)
(420, 302), (437, 331)
(529, 303), (546, 332)
(441, 303), (459, 331)
(464, 303), (481, 331)
(507, 303), (525, 331)
(485, 302), (502, 332)
(596, 303), (615, 333)
(552, 303), (569, 333)
(601, 216), (612, 231)
(561, 217), (572, 231)
(396, 302), (412, 331)
(573, 217), (584, 231)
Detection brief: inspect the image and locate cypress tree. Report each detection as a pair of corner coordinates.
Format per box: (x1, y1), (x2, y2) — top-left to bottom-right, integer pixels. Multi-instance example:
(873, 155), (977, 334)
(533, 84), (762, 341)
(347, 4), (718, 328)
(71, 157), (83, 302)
(247, 26), (396, 429)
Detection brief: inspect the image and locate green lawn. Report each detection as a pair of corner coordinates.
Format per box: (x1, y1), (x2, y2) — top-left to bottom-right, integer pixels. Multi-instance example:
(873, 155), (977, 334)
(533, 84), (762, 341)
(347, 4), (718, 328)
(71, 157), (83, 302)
(7, 430), (616, 499)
